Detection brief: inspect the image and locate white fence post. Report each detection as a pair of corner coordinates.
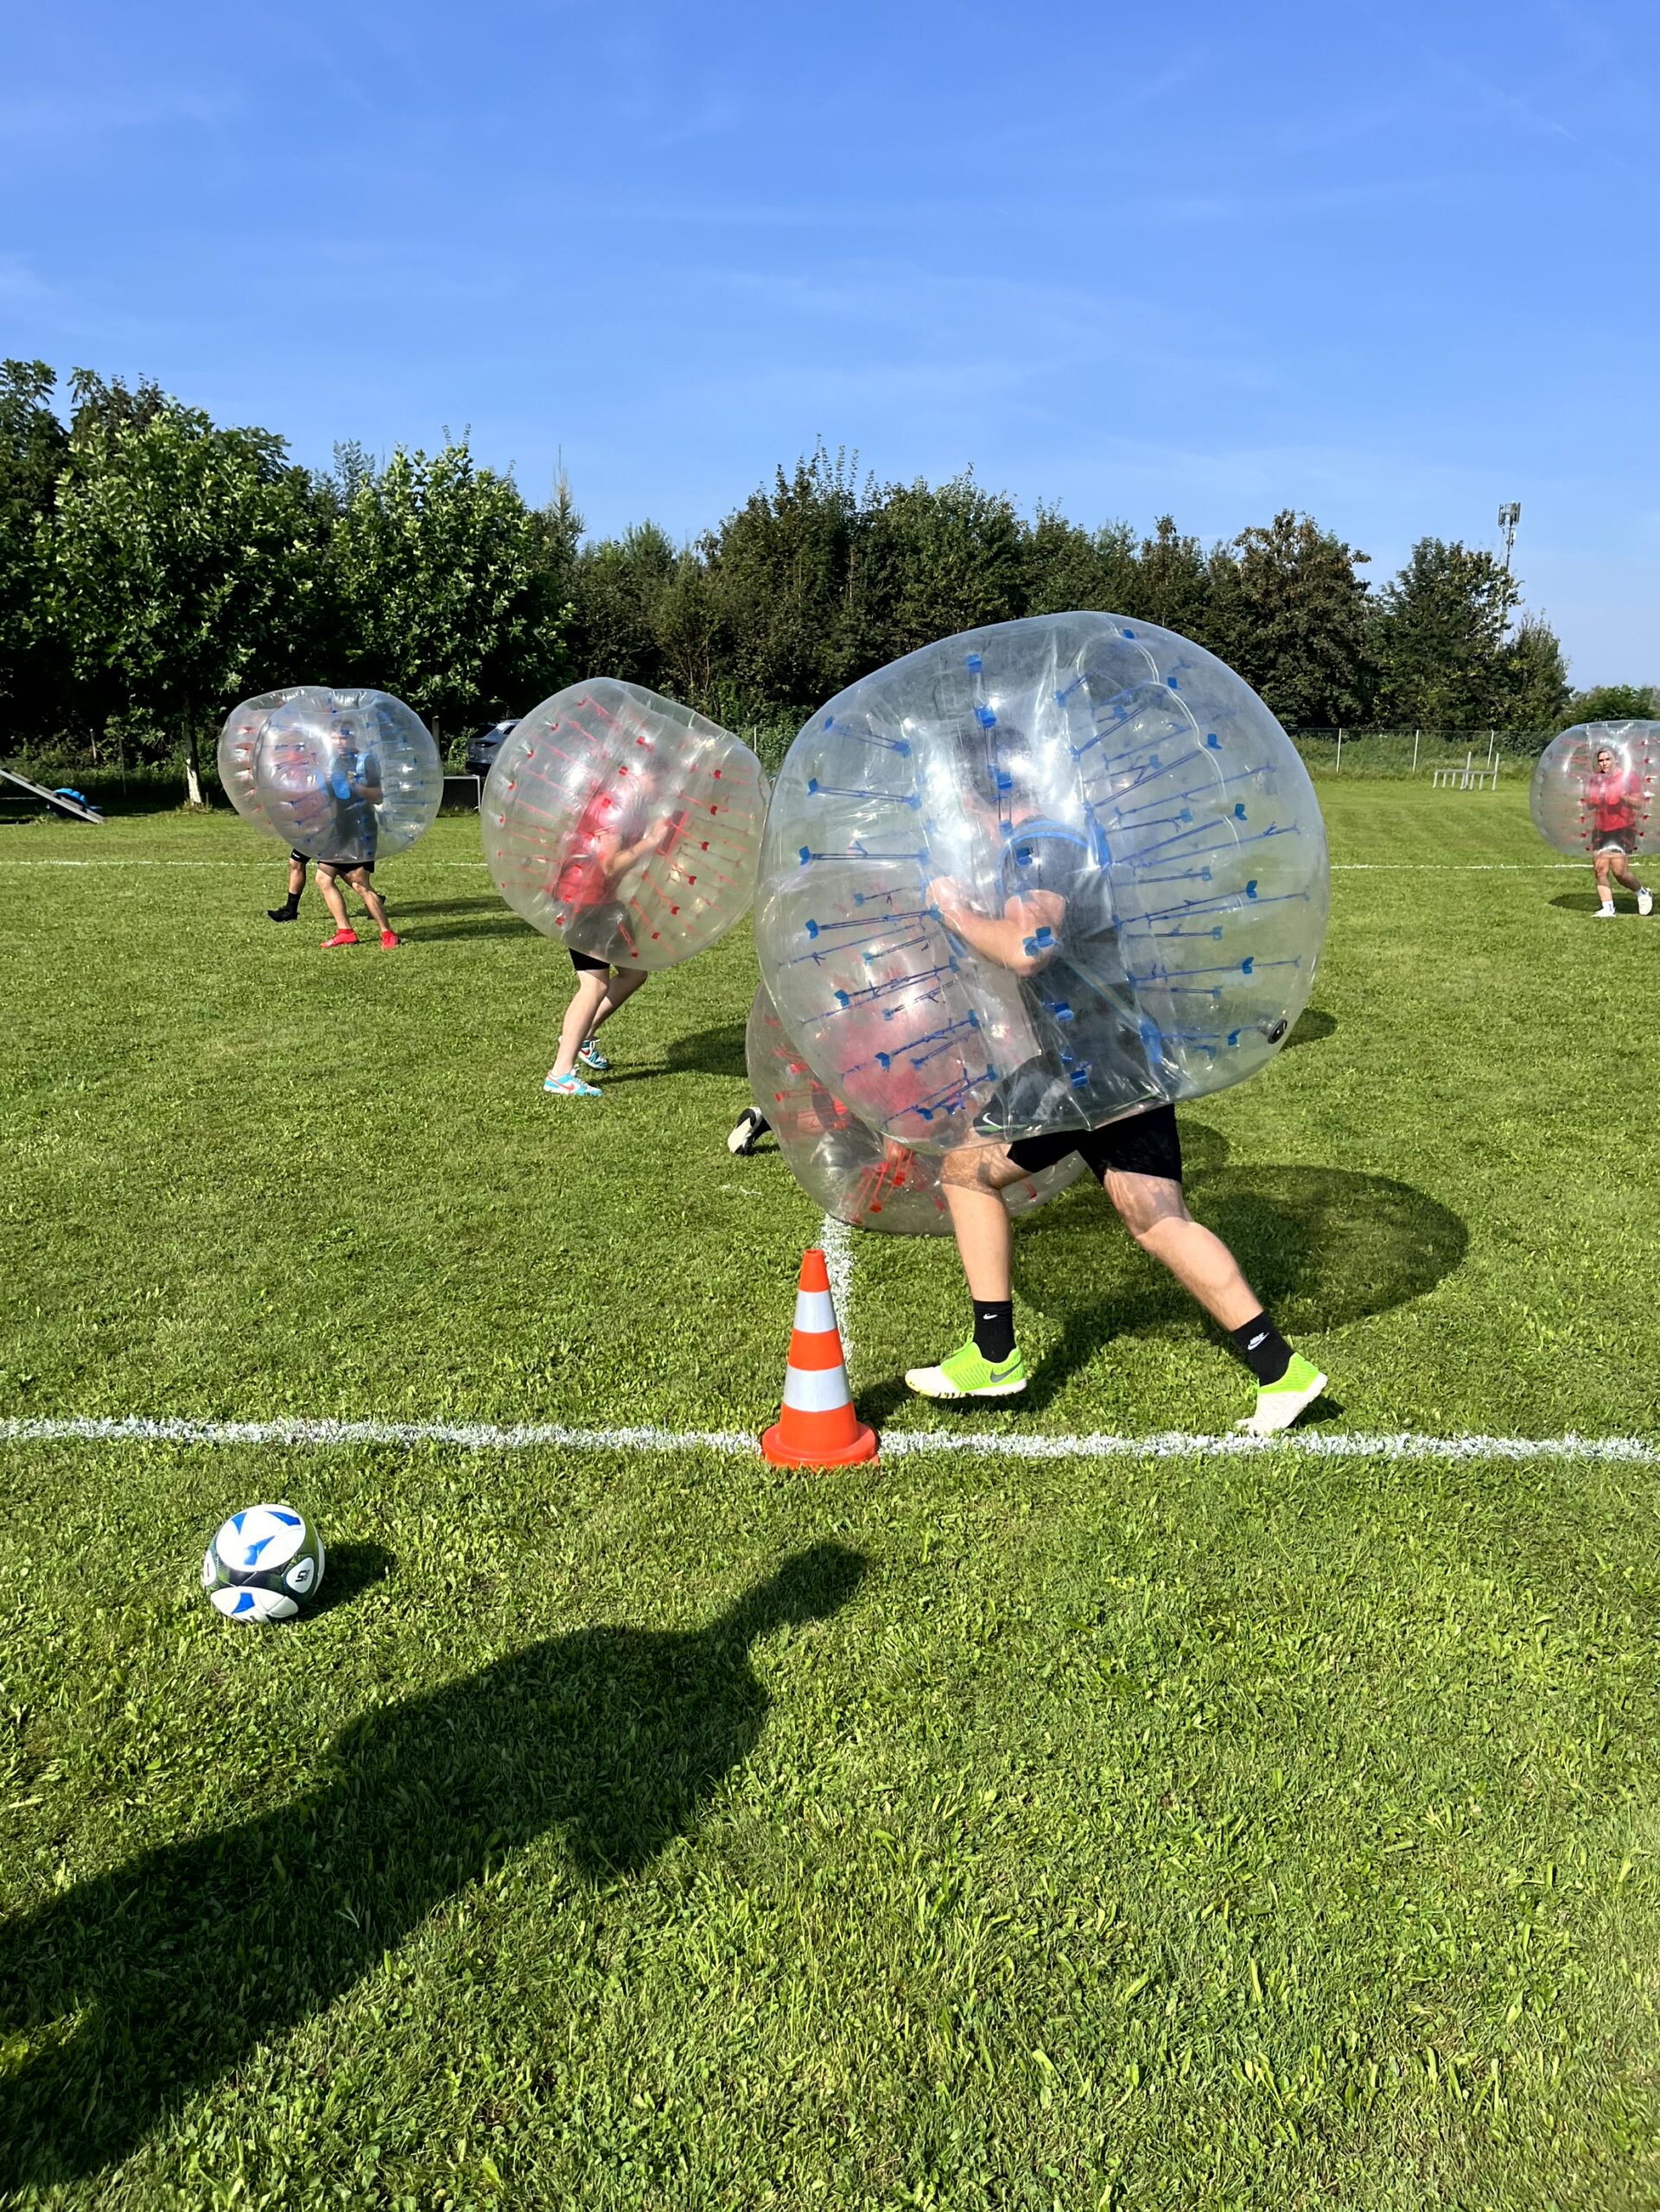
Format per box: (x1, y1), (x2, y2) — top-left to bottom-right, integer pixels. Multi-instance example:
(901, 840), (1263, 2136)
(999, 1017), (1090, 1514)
(1336, 728), (1343, 773)
(1412, 728), (1421, 774)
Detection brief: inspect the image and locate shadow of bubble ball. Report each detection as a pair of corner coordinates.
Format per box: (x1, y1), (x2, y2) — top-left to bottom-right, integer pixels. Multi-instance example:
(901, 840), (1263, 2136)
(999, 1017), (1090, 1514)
(1530, 721), (1660, 859)
(756, 612), (1330, 1154)
(220, 689), (442, 865)
(746, 983), (1081, 1236)
(482, 680), (769, 971)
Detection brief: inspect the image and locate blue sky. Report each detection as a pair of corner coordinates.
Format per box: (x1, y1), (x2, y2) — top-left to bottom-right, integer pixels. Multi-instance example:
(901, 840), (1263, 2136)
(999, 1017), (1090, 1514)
(3, 0), (1656, 681)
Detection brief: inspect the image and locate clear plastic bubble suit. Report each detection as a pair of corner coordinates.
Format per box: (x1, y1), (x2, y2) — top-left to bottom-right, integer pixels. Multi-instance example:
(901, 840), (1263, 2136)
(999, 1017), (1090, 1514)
(483, 679), (768, 969)
(746, 983), (1082, 1235)
(216, 687), (304, 837)
(756, 613), (1329, 1153)
(244, 689), (442, 864)
(1530, 722), (1660, 857)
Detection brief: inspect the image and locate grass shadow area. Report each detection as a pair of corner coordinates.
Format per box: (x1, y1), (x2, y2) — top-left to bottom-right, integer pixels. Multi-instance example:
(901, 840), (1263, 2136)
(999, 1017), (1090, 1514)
(1004, 1162), (1467, 1416)
(1549, 891), (1644, 916)
(305, 1540), (394, 1618)
(1284, 1007), (1337, 1049)
(396, 918), (535, 943)
(601, 1020), (751, 1084)
(0, 1543), (865, 2190)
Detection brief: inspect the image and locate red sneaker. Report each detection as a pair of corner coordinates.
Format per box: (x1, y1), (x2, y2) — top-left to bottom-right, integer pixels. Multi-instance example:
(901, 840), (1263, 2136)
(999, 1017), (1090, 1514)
(322, 928), (359, 950)
(380, 929), (400, 950)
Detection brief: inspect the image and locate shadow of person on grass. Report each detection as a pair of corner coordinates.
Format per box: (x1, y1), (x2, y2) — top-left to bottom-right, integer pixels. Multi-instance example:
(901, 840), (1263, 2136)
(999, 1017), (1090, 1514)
(601, 1020), (751, 1085)
(0, 1543), (865, 2188)
(1008, 1135), (1467, 1414)
(1282, 1007), (1337, 1050)
(1549, 890), (1638, 916)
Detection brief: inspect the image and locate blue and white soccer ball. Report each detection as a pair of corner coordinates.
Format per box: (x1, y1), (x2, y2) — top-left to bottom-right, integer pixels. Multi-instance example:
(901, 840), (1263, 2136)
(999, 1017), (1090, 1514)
(201, 1503), (326, 1622)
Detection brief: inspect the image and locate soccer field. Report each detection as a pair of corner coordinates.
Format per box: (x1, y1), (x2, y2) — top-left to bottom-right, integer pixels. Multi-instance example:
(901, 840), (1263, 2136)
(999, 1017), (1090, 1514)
(3, 784), (1658, 2208)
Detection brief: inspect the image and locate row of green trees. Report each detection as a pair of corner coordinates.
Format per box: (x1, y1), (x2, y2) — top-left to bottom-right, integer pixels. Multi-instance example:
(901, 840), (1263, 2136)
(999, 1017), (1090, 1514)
(2, 361), (1645, 772)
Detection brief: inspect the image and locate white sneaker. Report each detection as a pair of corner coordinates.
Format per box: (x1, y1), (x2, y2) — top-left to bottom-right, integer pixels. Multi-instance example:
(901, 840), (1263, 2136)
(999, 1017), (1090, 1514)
(1595, 903), (1617, 918)
(1640, 887), (1654, 917)
(1235, 1355), (1327, 1436)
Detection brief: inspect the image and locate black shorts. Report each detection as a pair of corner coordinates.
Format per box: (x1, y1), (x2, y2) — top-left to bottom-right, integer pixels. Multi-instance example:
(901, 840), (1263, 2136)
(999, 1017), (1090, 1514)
(316, 857), (374, 875)
(1007, 1103), (1182, 1185)
(1594, 828), (1637, 855)
(569, 946), (610, 974)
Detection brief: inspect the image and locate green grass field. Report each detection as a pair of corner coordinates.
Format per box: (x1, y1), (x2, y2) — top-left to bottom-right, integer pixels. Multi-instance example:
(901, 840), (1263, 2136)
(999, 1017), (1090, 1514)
(3, 785), (1659, 2209)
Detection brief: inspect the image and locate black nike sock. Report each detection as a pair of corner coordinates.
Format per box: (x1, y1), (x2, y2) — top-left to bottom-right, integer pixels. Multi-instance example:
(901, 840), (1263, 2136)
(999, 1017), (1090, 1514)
(972, 1300), (1016, 1363)
(1231, 1312), (1292, 1385)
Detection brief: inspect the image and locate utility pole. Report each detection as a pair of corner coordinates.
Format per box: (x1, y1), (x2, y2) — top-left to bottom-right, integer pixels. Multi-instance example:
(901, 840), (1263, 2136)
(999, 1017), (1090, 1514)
(1497, 500), (1521, 578)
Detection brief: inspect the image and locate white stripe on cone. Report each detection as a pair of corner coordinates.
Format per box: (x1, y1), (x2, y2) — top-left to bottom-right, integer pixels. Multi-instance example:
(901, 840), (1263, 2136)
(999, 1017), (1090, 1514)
(782, 1363), (854, 1414)
(792, 1287), (838, 1334)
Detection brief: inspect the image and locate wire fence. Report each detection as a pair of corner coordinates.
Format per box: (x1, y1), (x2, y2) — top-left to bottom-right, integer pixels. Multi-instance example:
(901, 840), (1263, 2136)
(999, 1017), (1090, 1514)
(1291, 728), (1551, 781)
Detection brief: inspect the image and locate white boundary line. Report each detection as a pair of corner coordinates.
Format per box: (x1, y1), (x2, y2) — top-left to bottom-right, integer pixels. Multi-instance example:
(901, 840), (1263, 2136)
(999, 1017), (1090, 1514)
(0, 858), (493, 869)
(2, 1414), (1656, 1465)
(0, 859), (1587, 874)
(818, 1212), (856, 1363)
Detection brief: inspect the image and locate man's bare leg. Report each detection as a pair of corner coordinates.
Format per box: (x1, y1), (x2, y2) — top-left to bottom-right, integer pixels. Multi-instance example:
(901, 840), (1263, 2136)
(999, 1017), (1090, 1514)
(1101, 1170), (1261, 1330)
(913, 1140), (1325, 1430)
(268, 854), (308, 922)
(349, 870), (390, 932)
(316, 866), (353, 934)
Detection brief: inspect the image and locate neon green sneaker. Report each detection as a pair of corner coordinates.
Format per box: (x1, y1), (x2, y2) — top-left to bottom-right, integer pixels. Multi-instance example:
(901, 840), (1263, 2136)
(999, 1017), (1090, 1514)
(1237, 1352), (1327, 1436)
(905, 1338), (1027, 1401)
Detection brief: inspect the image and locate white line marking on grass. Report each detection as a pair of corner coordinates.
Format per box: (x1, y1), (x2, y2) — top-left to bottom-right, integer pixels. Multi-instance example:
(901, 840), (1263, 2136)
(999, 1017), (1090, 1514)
(0, 858), (494, 869)
(3, 1415), (1657, 1466)
(1330, 862), (1579, 873)
(819, 1212), (856, 1361)
(0, 859), (1586, 874)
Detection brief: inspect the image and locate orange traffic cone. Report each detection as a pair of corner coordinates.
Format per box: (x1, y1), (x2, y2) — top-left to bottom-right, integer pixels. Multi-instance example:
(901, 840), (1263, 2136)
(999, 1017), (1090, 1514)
(761, 1247), (879, 1468)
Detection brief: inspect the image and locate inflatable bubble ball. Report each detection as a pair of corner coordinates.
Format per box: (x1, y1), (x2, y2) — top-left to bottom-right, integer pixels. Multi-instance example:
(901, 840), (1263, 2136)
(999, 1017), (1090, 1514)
(217, 687), (303, 836)
(482, 679), (769, 970)
(225, 688), (442, 864)
(745, 984), (1082, 1236)
(201, 1502), (325, 1623)
(755, 613), (1328, 1154)
(1530, 722), (1660, 858)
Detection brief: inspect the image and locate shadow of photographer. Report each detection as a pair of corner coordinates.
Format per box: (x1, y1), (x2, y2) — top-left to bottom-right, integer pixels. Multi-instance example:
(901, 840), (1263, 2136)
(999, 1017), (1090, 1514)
(0, 1543), (866, 2187)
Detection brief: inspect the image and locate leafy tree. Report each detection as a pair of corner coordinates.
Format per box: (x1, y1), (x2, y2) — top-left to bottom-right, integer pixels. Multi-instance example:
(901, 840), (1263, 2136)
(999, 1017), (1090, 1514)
(331, 442), (569, 728)
(0, 361), (70, 739)
(568, 522), (678, 696)
(1022, 505), (1138, 618)
(1500, 615), (1570, 735)
(652, 550), (728, 715)
(855, 472), (1026, 666)
(1565, 682), (1656, 724)
(1120, 516), (1220, 645)
(47, 375), (337, 780)
(703, 446), (869, 719)
(1371, 537), (1517, 730)
(1218, 510), (1373, 728)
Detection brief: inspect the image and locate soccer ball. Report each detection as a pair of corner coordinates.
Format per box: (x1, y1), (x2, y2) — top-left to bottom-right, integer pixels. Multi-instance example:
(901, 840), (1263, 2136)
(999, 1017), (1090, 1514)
(201, 1503), (325, 1622)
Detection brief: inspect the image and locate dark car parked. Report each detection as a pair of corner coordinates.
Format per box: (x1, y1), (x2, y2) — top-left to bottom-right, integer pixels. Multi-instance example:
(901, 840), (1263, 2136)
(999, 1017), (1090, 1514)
(465, 720), (518, 780)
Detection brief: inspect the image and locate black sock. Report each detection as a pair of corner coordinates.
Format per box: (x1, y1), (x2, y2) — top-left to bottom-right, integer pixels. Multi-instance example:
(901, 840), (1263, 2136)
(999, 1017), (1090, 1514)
(279, 892), (300, 916)
(972, 1300), (1016, 1363)
(1231, 1312), (1291, 1385)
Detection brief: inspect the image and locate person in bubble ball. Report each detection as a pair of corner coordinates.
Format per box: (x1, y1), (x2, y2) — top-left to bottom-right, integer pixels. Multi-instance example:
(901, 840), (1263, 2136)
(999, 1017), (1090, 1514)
(543, 765), (677, 1099)
(1586, 743), (1653, 919)
(903, 738), (1326, 1435)
(316, 723), (399, 951)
